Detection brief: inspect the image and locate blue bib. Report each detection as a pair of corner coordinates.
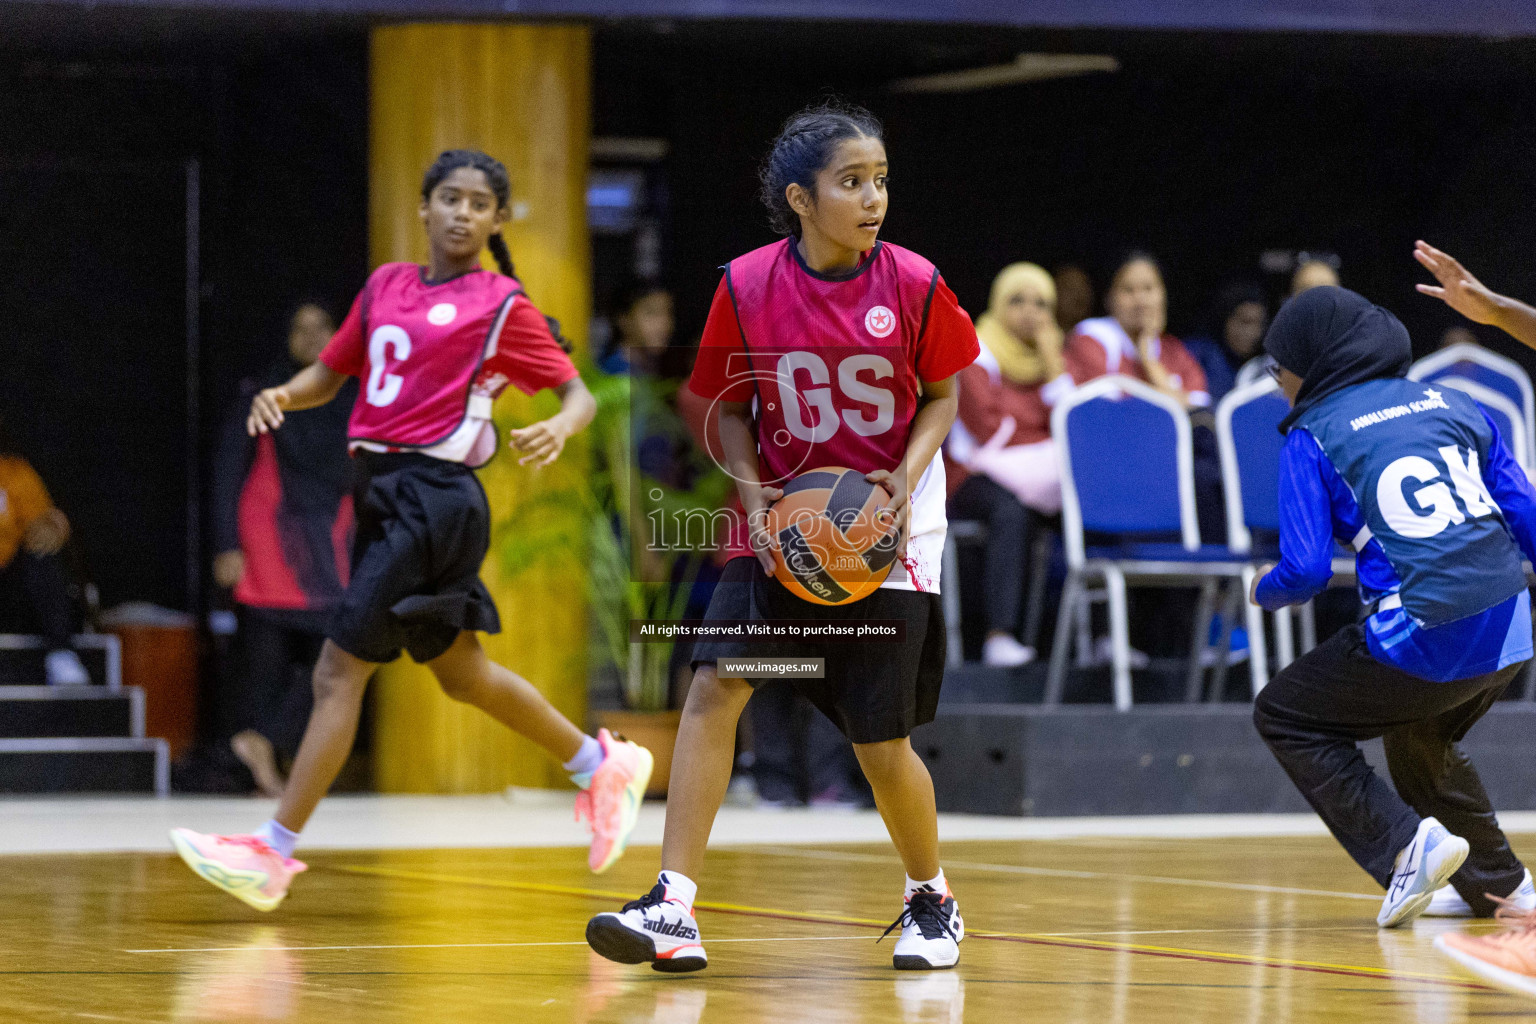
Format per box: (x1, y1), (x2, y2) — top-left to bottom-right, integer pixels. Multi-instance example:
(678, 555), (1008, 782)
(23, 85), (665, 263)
(1297, 377), (1527, 627)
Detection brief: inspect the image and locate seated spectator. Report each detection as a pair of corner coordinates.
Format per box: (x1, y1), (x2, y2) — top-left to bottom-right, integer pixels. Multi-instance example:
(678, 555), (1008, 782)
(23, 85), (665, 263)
(1291, 256), (1341, 296)
(1439, 325), (1480, 351)
(1066, 253), (1231, 662)
(598, 280), (679, 378)
(1184, 282), (1269, 403)
(0, 413), (88, 685)
(1053, 263), (1095, 333)
(947, 262), (1073, 667)
(1066, 251), (1210, 409)
(211, 300), (356, 796)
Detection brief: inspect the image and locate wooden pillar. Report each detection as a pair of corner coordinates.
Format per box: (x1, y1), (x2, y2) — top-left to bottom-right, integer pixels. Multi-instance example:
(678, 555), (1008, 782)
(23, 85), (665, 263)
(368, 22), (592, 792)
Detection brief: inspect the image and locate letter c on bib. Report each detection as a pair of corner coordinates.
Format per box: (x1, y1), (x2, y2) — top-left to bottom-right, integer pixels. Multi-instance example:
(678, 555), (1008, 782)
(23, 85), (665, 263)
(366, 325), (411, 408)
(1377, 455), (1465, 539)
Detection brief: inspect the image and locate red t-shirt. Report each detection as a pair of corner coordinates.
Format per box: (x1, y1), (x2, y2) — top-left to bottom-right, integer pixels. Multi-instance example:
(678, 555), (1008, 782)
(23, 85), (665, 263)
(321, 263), (577, 464)
(1064, 317), (1210, 406)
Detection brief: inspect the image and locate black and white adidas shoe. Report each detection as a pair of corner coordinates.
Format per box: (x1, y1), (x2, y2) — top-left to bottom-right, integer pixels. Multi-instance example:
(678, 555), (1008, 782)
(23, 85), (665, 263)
(586, 882), (707, 973)
(883, 889), (964, 970)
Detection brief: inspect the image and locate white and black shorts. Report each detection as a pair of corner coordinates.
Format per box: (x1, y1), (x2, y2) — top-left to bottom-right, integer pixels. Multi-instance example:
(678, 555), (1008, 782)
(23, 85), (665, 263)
(690, 556), (946, 744)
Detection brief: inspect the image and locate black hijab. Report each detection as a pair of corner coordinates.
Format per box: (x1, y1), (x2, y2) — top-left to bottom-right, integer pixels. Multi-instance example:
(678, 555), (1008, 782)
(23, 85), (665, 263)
(1264, 286), (1412, 433)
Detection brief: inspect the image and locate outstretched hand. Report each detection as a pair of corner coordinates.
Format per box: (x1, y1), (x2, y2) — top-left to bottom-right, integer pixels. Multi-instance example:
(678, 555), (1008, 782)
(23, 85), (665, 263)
(1414, 241), (1502, 326)
(248, 387), (291, 435)
(508, 417), (573, 467)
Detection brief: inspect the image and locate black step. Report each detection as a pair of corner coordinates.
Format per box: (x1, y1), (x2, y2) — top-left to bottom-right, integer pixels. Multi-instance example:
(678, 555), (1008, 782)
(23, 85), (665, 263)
(0, 686), (141, 738)
(0, 738), (167, 794)
(0, 635), (121, 688)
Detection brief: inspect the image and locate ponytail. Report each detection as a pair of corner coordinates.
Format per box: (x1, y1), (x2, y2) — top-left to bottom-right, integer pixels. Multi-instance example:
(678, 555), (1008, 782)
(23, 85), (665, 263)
(486, 231), (517, 279)
(487, 230), (573, 355)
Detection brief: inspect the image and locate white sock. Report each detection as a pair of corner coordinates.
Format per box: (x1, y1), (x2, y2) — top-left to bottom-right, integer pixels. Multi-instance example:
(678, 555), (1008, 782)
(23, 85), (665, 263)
(564, 735), (605, 788)
(659, 871), (698, 913)
(905, 870), (949, 900)
(255, 819), (299, 859)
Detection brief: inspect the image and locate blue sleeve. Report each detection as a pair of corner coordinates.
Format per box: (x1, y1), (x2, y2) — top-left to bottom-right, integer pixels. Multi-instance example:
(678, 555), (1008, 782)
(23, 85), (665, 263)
(1255, 430), (1336, 610)
(1481, 410), (1536, 567)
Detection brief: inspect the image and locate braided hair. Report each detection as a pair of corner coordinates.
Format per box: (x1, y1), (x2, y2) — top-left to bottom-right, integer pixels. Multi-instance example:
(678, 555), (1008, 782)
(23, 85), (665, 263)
(420, 149), (573, 353)
(758, 100), (884, 238)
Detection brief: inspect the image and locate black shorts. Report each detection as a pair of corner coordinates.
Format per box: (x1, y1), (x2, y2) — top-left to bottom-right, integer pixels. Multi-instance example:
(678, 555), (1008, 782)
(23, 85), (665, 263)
(690, 556), (946, 744)
(327, 452), (501, 664)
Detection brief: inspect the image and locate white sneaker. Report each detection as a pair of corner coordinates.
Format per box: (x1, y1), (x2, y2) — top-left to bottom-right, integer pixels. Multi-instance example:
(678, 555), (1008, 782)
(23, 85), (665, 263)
(1089, 636), (1151, 670)
(587, 877), (707, 973)
(45, 649), (89, 686)
(885, 889), (964, 970)
(982, 634), (1035, 668)
(1378, 817), (1470, 928)
(1425, 868), (1536, 918)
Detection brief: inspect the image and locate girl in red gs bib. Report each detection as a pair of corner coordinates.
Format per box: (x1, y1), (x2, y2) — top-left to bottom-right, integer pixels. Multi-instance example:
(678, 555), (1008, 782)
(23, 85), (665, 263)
(171, 150), (652, 910)
(587, 103), (979, 972)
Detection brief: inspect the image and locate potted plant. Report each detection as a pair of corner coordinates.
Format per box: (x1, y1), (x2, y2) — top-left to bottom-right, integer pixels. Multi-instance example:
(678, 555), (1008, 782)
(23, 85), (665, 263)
(498, 365), (729, 795)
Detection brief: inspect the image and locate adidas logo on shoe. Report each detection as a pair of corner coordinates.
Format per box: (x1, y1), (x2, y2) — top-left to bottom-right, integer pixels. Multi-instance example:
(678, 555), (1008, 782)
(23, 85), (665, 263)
(645, 918), (699, 940)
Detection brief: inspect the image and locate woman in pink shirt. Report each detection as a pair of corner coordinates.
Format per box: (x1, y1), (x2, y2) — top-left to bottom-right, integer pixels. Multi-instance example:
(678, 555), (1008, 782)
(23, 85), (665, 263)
(1065, 251), (1210, 409)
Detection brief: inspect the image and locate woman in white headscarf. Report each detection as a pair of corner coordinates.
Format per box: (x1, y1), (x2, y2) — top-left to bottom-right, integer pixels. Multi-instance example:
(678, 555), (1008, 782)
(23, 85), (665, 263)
(947, 262), (1075, 667)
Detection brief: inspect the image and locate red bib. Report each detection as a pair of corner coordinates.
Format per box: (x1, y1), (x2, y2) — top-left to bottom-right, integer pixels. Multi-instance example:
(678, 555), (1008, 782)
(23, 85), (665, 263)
(341, 263), (520, 454)
(721, 239), (939, 486)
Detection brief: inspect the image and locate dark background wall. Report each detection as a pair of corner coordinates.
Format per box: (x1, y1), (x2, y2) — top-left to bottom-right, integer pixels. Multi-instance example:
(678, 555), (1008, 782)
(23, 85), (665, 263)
(4, 15), (1536, 610)
(0, 32), (367, 610)
(597, 25), (1536, 359)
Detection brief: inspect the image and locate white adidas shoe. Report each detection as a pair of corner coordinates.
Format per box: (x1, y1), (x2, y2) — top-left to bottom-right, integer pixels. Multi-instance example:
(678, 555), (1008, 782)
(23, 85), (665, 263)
(1378, 817), (1470, 928)
(982, 634), (1035, 668)
(586, 877), (707, 973)
(885, 890), (965, 970)
(1424, 868), (1536, 918)
(45, 649), (89, 686)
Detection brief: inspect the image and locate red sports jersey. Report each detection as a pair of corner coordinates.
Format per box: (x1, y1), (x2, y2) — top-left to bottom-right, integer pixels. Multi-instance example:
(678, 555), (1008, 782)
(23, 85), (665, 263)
(320, 263), (578, 467)
(687, 238), (979, 590)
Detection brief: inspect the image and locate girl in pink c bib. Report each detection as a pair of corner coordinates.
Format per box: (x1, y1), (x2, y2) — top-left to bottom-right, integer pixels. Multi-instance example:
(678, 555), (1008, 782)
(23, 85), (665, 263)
(170, 150), (652, 911)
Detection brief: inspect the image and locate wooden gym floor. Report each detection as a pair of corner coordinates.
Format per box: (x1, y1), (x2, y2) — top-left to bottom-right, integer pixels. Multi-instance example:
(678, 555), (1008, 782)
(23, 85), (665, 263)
(3, 833), (1532, 1023)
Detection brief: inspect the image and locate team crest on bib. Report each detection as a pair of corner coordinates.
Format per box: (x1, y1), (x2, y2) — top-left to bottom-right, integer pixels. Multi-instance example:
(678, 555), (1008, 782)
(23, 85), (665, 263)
(427, 303), (457, 326)
(864, 305), (895, 338)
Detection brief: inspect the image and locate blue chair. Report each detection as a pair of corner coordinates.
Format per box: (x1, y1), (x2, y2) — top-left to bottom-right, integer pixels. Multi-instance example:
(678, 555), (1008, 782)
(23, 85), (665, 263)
(1216, 378), (1293, 695)
(1435, 376), (1531, 474)
(1046, 376), (1249, 710)
(1410, 344), (1535, 466)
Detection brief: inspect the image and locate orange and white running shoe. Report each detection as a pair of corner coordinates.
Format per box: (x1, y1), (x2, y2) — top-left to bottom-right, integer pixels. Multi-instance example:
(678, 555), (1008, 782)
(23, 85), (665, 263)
(169, 828), (307, 912)
(575, 728), (653, 874)
(1436, 896), (1536, 999)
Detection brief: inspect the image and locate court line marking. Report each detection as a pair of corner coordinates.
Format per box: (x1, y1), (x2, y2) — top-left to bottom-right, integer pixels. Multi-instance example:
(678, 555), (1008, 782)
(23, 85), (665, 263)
(324, 864), (1490, 990)
(748, 845), (1383, 902)
(126, 936), (868, 954)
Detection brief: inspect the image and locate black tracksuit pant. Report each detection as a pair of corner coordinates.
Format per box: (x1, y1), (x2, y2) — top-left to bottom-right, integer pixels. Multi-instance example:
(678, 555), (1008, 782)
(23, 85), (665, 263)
(1253, 621), (1526, 915)
(221, 608), (324, 759)
(947, 474), (1031, 637)
(0, 550), (74, 650)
